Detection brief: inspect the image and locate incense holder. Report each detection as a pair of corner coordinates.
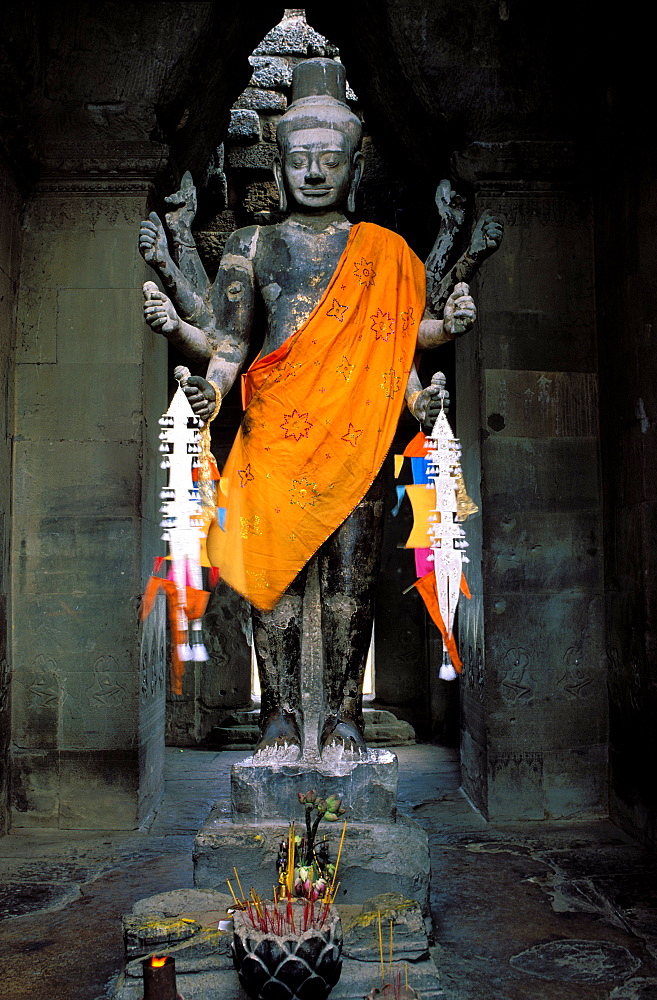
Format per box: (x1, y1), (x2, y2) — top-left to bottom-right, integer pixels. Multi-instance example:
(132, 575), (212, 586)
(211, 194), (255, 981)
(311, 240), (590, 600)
(232, 901), (342, 999)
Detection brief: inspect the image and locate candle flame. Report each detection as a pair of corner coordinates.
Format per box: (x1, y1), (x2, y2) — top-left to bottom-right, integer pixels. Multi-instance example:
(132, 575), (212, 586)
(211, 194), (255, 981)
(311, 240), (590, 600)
(151, 956), (167, 968)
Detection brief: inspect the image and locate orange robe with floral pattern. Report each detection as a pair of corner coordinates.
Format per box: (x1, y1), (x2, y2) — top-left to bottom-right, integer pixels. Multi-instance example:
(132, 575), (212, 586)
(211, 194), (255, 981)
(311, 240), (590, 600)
(207, 221), (426, 611)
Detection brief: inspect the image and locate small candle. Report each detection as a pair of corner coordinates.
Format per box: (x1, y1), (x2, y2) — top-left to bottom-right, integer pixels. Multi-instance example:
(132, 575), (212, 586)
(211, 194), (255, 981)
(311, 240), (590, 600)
(142, 955), (177, 1000)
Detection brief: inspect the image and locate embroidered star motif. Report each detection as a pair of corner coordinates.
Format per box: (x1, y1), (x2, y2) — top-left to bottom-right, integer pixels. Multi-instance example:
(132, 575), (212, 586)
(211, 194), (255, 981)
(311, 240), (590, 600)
(340, 283), (346, 291)
(289, 477), (320, 509)
(271, 361), (302, 384)
(281, 410), (313, 442)
(240, 514), (261, 539)
(327, 298), (348, 322)
(341, 424), (363, 447)
(353, 257), (376, 287)
(381, 367), (401, 399)
(238, 464), (254, 487)
(370, 308), (395, 340)
(336, 356), (356, 382)
(401, 307), (415, 332)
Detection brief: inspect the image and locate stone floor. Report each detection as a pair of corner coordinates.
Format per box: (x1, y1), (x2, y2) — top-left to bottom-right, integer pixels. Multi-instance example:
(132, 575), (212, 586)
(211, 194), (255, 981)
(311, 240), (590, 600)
(0, 745), (656, 1000)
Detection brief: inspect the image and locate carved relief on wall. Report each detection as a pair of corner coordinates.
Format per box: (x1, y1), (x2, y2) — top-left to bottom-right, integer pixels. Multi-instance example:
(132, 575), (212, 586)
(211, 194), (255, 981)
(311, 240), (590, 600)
(27, 654), (61, 709)
(556, 644), (594, 700)
(500, 647), (533, 704)
(88, 655), (126, 708)
(140, 595), (166, 704)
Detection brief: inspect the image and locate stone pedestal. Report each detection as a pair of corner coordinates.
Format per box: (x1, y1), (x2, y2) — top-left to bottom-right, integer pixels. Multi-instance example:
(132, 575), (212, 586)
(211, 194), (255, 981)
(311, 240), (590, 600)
(193, 748), (430, 913)
(231, 749), (398, 822)
(194, 808), (430, 912)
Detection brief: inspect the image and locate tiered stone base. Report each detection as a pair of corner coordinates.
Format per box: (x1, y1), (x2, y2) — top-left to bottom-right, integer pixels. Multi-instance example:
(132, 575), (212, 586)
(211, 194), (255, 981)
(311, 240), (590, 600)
(113, 889), (444, 1000)
(194, 809), (430, 911)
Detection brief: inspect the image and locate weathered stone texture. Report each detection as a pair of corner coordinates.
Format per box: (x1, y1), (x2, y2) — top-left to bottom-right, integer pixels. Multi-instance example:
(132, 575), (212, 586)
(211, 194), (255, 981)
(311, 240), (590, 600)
(456, 163), (606, 821)
(249, 55), (293, 89)
(0, 158), (23, 834)
(231, 750), (398, 822)
(227, 109), (262, 144)
(10, 191), (167, 829)
(234, 88), (287, 113)
(254, 15), (337, 57)
(194, 810), (430, 912)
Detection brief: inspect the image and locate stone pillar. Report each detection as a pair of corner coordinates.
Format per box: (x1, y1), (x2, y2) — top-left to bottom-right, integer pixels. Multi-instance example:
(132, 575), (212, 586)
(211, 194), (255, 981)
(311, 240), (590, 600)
(10, 166), (167, 829)
(455, 143), (607, 821)
(0, 158), (24, 834)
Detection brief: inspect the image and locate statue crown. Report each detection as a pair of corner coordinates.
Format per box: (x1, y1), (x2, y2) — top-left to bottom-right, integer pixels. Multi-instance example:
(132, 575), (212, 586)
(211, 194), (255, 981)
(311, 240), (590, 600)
(277, 57), (362, 152)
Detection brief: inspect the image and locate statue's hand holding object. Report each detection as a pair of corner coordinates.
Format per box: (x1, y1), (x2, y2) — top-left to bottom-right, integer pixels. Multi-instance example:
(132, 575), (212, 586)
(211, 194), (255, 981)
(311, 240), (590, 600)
(443, 282), (476, 337)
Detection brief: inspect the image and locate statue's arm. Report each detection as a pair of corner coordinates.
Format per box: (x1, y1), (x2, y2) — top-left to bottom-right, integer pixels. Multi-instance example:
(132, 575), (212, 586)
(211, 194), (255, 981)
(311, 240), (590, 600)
(143, 281), (214, 362)
(139, 210), (213, 330)
(163, 171), (214, 305)
(424, 179), (466, 305)
(427, 210), (504, 317)
(142, 228), (257, 377)
(179, 229), (258, 421)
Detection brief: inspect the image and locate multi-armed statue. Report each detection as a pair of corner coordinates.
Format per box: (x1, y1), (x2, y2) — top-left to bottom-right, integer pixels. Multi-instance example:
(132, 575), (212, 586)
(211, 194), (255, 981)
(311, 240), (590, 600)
(139, 58), (502, 759)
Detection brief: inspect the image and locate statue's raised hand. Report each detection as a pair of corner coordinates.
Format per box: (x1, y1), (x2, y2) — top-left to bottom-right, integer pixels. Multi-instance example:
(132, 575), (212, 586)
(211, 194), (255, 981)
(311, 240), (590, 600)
(435, 179), (466, 231)
(469, 210), (504, 259)
(139, 213), (170, 268)
(180, 375), (216, 423)
(444, 282), (476, 338)
(164, 171), (197, 244)
(143, 281), (180, 337)
(410, 373), (451, 428)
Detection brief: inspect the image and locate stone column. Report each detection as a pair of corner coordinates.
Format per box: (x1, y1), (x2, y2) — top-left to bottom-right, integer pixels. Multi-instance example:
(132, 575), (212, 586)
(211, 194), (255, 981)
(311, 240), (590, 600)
(454, 143), (607, 821)
(10, 161), (167, 829)
(0, 159), (24, 834)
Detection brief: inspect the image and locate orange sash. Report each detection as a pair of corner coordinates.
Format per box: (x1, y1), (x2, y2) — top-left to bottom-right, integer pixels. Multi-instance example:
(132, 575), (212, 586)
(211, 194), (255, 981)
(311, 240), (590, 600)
(208, 222), (426, 610)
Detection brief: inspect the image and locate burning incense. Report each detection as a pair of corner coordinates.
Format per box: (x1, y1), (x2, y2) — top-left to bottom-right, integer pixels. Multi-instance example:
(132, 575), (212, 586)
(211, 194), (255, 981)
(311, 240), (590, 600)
(234, 866), (246, 902)
(226, 879), (240, 908)
(327, 818), (347, 903)
(389, 919), (394, 978)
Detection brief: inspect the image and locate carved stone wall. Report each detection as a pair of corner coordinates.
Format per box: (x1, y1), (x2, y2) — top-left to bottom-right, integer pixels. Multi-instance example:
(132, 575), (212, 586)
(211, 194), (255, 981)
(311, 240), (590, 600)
(595, 145), (657, 844)
(10, 184), (168, 829)
(0, 158), (24, 834)
(455, 143), (606, 819)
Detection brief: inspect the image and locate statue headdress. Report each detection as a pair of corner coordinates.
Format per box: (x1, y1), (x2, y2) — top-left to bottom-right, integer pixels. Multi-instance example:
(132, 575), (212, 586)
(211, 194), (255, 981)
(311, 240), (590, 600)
(276, 58), (362, 152)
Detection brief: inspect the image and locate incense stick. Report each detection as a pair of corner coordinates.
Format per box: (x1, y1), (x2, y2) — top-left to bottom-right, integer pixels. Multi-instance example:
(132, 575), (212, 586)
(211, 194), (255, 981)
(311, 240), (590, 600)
(389, 918), (393, 978)
(377, 910), (385, 984)
(226, 879), (240, 908)
(233, 866), (246, 902)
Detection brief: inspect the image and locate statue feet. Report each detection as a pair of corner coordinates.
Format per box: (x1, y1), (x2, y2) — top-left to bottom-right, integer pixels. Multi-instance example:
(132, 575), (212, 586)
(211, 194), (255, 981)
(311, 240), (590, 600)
(320, 713), (367, 758)
(254, 709), (303, 761)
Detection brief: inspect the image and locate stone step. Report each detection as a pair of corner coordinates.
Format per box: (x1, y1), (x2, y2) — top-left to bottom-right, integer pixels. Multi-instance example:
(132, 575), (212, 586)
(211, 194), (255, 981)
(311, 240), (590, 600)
(206, 709), (416, 749)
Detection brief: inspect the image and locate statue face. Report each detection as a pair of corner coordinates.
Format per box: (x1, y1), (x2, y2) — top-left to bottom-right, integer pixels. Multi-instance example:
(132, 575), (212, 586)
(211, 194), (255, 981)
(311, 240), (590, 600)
(282, 128), (353, 212)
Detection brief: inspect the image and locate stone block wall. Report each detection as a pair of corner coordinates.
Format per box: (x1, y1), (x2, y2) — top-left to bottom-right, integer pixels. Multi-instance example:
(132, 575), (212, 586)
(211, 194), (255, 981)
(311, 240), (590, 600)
(0, 158), (24, 834)
(10, 185), (167, 829)
(595, 147), (657, 844)
(455, 144), (607, 820)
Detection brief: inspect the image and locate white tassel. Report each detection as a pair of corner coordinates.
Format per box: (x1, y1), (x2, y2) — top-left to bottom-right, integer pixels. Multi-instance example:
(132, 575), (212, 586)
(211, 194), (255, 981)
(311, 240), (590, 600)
(192, 643), (209, 662)
(439, 662), (458, 681)
(177, 643), (194, 661)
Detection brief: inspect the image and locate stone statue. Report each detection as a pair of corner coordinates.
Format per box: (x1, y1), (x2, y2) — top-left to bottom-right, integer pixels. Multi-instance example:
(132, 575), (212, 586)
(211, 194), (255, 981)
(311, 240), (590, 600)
(139, 58), (502, 759)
